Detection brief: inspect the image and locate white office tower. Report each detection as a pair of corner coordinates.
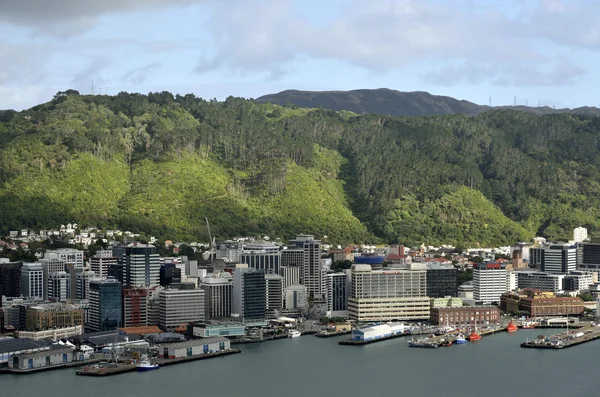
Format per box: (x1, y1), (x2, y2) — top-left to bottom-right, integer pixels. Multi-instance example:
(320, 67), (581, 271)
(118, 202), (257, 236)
(288, 235), (324, 301)
(48, 272), (70, 302)
(90, 251), (117, 278)
(216, 241), (243, 263)
(531, 245), (577, 274)
(574, 227), (588, 243)
(473, 263), (508, 304)
(281, 264), (301, 288)
(240, 241), (281, 275)
(40, 258), (66, 300)
(21, 263), (44, 299)
(348, 265), (429, 322)
(284, 284), (308, 310)
(158, 288), (205, 331)
(45, 249), (84, 269)
(506, 271), (517, 292)
(265, 274), (284, 318)
(123, 243), (160, 287)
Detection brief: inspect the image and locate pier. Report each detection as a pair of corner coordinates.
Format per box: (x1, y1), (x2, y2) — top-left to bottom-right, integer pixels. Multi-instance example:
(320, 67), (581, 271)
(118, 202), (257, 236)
(521, 326), (600, 349)
(76, 349), (241, 376)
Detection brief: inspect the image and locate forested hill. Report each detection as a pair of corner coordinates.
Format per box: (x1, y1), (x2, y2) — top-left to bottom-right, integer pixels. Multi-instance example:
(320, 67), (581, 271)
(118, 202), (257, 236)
(1, 90), (599, 246)
(256, 88), (600, 117)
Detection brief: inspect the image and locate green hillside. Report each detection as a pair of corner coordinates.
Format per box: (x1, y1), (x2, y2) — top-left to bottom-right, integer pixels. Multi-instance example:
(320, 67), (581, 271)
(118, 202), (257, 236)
(1, 90), (600, 246)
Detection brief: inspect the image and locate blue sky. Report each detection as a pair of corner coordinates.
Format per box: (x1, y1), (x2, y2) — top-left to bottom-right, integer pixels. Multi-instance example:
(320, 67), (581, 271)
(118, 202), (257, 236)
(1, 0), (599, 110)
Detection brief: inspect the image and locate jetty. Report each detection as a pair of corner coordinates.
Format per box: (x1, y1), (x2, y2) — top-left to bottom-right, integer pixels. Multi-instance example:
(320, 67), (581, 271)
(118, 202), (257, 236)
(76, 349), (241, 376)
(521, 326), (600, 349)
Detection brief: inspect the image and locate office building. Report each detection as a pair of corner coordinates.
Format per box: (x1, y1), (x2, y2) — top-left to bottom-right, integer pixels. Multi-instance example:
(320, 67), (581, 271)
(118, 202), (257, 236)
(284, 284), (308, 310)
(431, 306), (500, 325)
(563, 271), (595, 292)
(516, 271), (564, 292)
(574, 227), (588, 243)
(200, 273), (233, 320)
(123, 243), (160, 287)
(20, 263), (44, 299)
(44, 249), (84, 269)
(501, 289), (584, 317)
(281, 264), (301, 288)
(240, 241), (281, 275)
(288, 235), (323, 300)
(75, 271), (96, 300)
(473, 263), (508, 304)
(88, 278), (122, 332)
(426, 264), (458, 298)
(48, 272), (70, 302)
(579, 240), (600, 271)
(25, 303), (84, 331)
(122, 287), (148, 328)
(265, 274), (284, 318)
(216, 241), (243, 263)
(232, 266), (266, 321)
(0, 261), (22, 298)
(160, 262), (182, 287)
(531, 245), (577, 274)
(90, 252), (118, 278)
(40, 257), (65, 300)
(327, 272), (350, 317)
(348, 265), (430, 321)
(158, 288), (204, 331)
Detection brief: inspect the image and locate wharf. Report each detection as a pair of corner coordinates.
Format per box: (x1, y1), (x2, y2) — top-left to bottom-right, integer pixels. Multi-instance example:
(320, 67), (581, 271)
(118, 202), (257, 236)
(521, 326), (600, 349)
(231, 334), (288, 345)
(338, 332), (408, 346)
(0, 358), (104, 375)
(76, 349), (241, 376)
(315, 330), (352, 338)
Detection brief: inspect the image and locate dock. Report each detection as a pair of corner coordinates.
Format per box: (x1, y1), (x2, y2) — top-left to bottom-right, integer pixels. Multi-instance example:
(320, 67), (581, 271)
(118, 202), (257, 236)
(76, 349), (241, 376)
(315, 330), (352, 338)
(338, 331), (409, 345)
(521, 326), (600, 349)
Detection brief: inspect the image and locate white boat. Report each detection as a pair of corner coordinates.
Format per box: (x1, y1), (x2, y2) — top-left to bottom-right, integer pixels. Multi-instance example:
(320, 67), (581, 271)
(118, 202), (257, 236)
(137, 357), (159, 372)
(454, 334), (467, 344)
(288, 330), (302, 338)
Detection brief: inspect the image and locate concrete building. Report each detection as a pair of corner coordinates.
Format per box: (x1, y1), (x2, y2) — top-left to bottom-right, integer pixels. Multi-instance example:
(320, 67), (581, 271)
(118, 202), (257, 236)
(90, 252), (118, 278)
(501, 289), (584, 317)
(25, 303), (84, 331)
(426, 264), (458, 298)
(158, 288), (204, 331)
(200, 273), (233, 320)
(159, 262), (182, 287)
(21, 263), (44, 300)
(288, 235), (323, 301)
(45, 249), (84, 269)
(48, 271), (70, 302)
(573, 227), (588, 243)
(430, 297), (463, 308)
(88, 278), (122, 332)
(350, 322), (405, 341)
(284, 284), (308, 310)
(122, 287), (148, 328)
(0, 261), (22, 299)
(430, 306), (500, 325)
(17, 325), (83, 341)
(348, 265), (430, 321)
(192, 322), (245, 338)
(578, 240), (600, 271)
(265, 274), (284, 318)
(562, 271), (595, 293)
(530, 245), (577, 274)
(516, 271), (564, 293)
(473, 263), (508, 304)
(240, 241), (281, 275)
(0, 338), (52, 366)
(75, 271), (96, 300)
(216, 241), (243, 263)
(280, 264), (301, 288)
(232, 266), (266, 321)
(158, 337), (230, 358)
(40, 257), (65, 301)
(326, 272), (350, 318)
(123, 243), (160, 287)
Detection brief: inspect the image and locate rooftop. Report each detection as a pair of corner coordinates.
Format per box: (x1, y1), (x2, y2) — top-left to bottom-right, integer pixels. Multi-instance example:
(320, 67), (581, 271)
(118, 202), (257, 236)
(158, 337), (228, 348)
(0, 338), (51, 354)
(15, 346), (73, 359)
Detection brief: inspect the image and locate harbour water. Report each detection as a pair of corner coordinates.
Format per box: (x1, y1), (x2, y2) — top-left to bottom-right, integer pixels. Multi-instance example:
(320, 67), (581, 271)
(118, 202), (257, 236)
(3, 329), (597, 397)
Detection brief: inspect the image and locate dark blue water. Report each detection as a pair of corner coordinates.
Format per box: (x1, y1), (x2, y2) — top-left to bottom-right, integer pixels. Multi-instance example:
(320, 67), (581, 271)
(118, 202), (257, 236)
(3, 329), (596, 397)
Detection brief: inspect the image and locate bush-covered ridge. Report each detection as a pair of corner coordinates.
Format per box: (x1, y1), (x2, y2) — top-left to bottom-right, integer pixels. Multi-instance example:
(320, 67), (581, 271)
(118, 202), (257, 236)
(0, 90), (599, 245)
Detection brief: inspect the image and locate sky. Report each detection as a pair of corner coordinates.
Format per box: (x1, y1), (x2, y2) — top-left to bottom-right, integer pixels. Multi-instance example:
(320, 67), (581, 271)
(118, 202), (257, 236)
(1, 0), (600, 110)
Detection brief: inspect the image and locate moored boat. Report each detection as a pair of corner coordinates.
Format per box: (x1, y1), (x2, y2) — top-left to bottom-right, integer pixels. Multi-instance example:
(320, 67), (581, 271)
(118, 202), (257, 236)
(522, 321), (537, 329)
(136, 357), (159, 372)
(454, 334), (467, 344)
(288, 330), (302, 338)
(408, 340), (439, 348)
(506, 322), (518, 333)
(468, 330), (481, 341)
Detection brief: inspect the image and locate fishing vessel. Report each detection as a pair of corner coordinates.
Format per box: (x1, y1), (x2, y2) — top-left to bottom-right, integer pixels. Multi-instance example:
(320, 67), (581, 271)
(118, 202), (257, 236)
(468, 330), (482, 341)
(408, 339), (438, 348)
(136, 357), (159, 372)
(506, 322), (518, 333)
(522, 321), (537, 329)
(454, 334), (467, 344)
(288, 330), (302, 338)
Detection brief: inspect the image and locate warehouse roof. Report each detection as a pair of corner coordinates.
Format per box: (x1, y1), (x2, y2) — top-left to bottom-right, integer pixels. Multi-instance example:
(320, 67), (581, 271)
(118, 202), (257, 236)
(0, 338), (51, 354)
(159, 337), (228, 349)
(15, 346), (73, 359)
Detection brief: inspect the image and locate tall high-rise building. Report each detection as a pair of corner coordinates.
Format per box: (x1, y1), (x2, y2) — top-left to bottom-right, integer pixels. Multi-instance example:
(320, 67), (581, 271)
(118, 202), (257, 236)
(284, 284), (308, 311)
(75, 271), (97, 300)
(44, 249), (84, 269)
(48, 272), (70, 302)
(239, 241), (281, 275)
(280, 265), (301, 288)
(123, 243), (160, 287)
(473, 263), (508, 304)
(40, 257), (66, 301)
(426, 264), (458, 298)
(532, 245), (577, 274)
(21, 263), (44, 299)
(216, 241), (243, 263)
(326, 272), (350, 317)
(88, 278), (122, 332)
(200, 273), (233, 320)
(579, 239), (600, 271)
(348, 265), (429, 321)
(265, 274), (284, 318)
(288, 235), (323, 300)
(159, 262), (182, 287)
(90, 251), (118, 278)
(232, 266), (266, 322)
(122, 287), (148, 328)
(157, 288), (204, 331)
(0, 261), (23, 298)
